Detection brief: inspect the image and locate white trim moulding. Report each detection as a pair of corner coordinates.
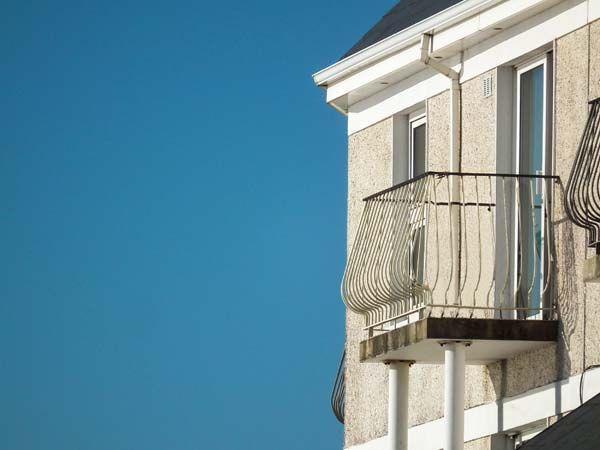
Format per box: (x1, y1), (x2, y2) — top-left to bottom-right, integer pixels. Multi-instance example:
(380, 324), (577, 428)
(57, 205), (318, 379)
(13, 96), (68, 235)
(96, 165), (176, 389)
(346, 0), (591, 135)
(344, 366), (600, 450)
(312, 0), (501, 87)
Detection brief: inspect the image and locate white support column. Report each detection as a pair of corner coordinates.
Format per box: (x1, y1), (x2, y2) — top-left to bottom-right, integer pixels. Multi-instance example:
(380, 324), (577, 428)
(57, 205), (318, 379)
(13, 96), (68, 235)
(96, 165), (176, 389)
(443, 342), (466, 450)
(387, 361), (410, 450)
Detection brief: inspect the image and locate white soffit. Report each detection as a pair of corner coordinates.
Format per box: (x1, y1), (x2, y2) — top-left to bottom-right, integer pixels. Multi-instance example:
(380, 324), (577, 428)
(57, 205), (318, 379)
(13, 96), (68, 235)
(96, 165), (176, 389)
(313, 0), (567, 114)
(590, 0), (600, 20)
(313, 0), (502, 87)
(347, 0), (590, 135)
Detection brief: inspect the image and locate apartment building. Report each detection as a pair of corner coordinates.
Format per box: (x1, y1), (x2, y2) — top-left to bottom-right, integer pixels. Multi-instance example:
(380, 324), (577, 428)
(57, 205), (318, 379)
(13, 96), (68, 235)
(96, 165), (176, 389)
(314, 1), (600, 449)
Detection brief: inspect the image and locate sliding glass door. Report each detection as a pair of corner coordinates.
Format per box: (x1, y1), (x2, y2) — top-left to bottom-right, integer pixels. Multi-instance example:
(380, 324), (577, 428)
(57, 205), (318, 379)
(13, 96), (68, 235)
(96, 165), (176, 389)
(515, 54), (552, 318)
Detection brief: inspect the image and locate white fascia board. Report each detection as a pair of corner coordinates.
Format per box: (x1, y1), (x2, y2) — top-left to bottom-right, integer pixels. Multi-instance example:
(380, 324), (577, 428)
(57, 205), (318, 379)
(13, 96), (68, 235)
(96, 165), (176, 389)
(313, 0), (559, 109)
(461, 0), (588, 80)
(345, 366), (600, 450)
(324, 44), (421, 104)
(312, 0), (501, 87)
(478, 0), (557, 28)
(428, 11), (482, 52)
(589, 0), (600, 20)
(431, 0), (559, 51)
(347, 0), (590, 135)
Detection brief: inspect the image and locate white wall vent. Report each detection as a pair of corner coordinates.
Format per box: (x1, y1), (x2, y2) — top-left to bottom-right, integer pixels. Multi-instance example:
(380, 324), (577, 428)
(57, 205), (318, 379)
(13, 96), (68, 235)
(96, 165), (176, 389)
(483, 75), (493, 98)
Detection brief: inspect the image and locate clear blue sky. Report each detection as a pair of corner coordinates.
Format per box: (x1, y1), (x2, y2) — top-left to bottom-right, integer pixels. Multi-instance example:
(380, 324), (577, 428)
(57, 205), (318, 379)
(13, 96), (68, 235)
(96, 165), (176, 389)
(1, 1), (396, 449)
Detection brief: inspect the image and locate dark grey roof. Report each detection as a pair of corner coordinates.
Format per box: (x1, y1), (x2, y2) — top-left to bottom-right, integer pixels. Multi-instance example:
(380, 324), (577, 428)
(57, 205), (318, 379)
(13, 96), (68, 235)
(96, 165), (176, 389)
(519, 392), (600, 450)
(341, 0), (464, 60)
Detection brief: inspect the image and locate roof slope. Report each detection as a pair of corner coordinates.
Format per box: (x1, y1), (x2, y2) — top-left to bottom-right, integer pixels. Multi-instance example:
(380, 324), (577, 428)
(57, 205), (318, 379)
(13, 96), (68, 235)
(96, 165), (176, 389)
(341, 0), (464, 60)
(519, 392), (600, 449)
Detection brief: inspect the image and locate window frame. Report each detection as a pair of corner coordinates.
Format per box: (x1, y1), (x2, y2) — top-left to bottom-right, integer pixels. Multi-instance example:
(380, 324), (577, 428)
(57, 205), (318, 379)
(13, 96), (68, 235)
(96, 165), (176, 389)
(407, 112), (427, 291)
(408, 113), (427, 179)
(512, 52), (553, 319)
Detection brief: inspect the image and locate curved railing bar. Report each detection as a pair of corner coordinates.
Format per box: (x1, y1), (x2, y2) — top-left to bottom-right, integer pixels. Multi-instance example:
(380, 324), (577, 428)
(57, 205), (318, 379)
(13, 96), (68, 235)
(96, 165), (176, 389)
(341, 172), (561, 334)
(527, 179), (538, 305)
(429, 178), (441, 297)
(566, 98), (600, 249)
(515, 178), (525, 312)
(499, 177), (511, 315)
(331, 350), (345, 424)
(471, 176), (482, 317)
(485, 175), (495, 308)
(444, 176), (454, 308)
(459, 176), (469, 309)
(541, 178), (553, 300)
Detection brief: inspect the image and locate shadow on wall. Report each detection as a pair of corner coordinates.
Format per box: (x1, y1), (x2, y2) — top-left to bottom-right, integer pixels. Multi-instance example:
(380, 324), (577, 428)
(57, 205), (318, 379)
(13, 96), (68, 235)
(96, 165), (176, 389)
(556, 187), (579, 347)
(552, 190), (579, 415)
(488, 191), (577, 428)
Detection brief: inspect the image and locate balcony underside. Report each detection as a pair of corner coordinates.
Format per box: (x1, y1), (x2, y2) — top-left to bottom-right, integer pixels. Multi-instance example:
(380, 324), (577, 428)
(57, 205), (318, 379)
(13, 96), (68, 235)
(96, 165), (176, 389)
(360, 317), (558, 365)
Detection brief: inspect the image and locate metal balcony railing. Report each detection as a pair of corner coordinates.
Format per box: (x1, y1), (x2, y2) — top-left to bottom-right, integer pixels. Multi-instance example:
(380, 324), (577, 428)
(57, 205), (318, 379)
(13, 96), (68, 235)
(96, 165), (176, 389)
(566, 98), (600, 249)
(342, 172), (562, 335)
(331, 350), (345, 424)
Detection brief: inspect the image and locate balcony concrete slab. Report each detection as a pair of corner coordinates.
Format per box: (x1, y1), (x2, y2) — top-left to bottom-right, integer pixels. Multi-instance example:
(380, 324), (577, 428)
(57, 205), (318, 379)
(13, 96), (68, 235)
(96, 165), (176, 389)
(360, 318), (558, 365)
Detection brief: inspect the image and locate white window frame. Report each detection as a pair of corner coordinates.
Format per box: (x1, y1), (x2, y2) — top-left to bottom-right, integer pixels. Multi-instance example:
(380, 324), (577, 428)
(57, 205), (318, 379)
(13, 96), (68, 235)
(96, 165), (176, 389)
(512, 52), (553, 319)
(407, 112), (427, 294)
(408, 113), (427, 179)
(515, 54), (551, 177)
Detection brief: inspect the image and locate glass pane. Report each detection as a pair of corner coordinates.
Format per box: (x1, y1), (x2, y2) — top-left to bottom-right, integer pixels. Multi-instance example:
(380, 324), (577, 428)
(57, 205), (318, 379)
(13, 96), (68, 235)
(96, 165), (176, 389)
(519, 66), (544, 175)
(411, 225), (425, 286)
(412, 123), (426, 177)
(410, 122), (426, 299)
(518, 64), (544, 316)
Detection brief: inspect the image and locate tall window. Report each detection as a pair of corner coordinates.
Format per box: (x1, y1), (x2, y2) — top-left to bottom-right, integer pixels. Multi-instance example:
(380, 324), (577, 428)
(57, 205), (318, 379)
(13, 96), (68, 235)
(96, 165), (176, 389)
(515, 53), (552, 317)
(409, 115), (427, 178)
(391, 111), (428, 301)
(409, 114), (427, 287)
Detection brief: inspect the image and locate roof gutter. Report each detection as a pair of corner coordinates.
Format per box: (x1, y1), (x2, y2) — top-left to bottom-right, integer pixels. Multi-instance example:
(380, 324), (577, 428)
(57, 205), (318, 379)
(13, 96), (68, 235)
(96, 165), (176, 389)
(312, 0), (500, 87)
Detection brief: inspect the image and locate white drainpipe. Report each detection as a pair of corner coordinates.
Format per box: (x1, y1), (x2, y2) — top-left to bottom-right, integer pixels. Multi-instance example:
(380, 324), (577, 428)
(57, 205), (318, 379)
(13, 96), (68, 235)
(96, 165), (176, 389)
(419, 33), (461, 304)
(387, 361), (410, 450)
(420, 33), (465, 450)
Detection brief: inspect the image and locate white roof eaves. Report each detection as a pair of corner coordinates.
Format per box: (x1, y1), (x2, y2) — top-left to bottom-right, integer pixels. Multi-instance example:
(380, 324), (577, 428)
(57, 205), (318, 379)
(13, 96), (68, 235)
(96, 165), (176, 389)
(312, 0), (502, 87)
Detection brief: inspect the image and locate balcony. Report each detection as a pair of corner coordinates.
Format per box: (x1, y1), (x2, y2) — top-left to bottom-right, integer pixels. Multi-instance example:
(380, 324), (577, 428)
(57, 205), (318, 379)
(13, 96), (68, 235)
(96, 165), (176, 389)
(331, 350), (345, 424)
(566, 98), (600, 281)
(342, 172), (561, 364)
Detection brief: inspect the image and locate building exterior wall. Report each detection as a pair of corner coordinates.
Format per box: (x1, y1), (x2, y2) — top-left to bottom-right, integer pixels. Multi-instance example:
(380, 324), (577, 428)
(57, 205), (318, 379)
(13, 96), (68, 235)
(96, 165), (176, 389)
(465, 437), (491, 450)
(343, 19), (600, 449)
(554, 22), (600, 380)
(580, 20), (600, 371)
(590, 20), (600, 102)
(346, 118), (393, 447)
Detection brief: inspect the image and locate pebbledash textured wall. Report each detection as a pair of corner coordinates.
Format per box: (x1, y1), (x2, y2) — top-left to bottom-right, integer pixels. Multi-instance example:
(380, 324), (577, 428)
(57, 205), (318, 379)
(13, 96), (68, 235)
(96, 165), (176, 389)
(553, 20), (600, 380)
(343, 19), (600, 449)
(344, 71), (498, 449)
(345, 118), (393, 448)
